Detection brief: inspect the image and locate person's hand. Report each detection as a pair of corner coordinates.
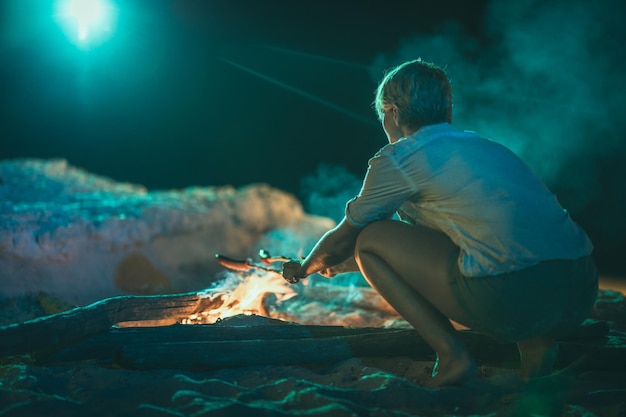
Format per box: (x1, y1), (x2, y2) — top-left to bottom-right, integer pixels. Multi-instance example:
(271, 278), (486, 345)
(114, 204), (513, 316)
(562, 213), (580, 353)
(282, 260), (305, 284)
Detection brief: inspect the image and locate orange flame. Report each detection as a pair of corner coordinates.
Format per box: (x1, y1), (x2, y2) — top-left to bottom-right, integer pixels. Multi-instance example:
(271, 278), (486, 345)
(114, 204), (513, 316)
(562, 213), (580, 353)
(182, 271), (297, 324)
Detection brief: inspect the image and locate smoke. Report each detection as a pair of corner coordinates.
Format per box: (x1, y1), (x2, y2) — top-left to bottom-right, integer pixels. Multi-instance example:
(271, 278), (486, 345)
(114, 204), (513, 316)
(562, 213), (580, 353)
(371, 0), (625, 191)
(369, 0), (625, 273)
(299, 163), (363, 224)
(301, 0), (625, 274)
(296, 163), (370, 287)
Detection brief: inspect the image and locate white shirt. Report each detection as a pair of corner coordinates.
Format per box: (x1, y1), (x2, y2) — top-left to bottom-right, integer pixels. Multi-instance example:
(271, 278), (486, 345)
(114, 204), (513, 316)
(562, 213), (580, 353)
(346, 123), (593, 277)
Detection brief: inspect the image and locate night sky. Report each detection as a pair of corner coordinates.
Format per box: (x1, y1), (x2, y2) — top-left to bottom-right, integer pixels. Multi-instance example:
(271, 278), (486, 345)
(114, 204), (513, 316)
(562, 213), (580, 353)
(1, 0), (625, 276)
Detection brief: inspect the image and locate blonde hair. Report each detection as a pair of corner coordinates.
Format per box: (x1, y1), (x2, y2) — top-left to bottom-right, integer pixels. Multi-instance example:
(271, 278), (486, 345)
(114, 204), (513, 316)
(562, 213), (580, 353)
(374, 59), (452, 129)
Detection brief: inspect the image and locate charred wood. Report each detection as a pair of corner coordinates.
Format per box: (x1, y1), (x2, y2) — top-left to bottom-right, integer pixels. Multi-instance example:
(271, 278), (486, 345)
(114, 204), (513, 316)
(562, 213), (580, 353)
(35, 316), (620, 373)
(0, 292), (222, 357)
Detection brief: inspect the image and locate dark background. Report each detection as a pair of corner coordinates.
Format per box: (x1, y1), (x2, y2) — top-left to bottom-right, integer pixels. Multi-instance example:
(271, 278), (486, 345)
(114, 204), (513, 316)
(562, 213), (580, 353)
(1, 0), (625, 276)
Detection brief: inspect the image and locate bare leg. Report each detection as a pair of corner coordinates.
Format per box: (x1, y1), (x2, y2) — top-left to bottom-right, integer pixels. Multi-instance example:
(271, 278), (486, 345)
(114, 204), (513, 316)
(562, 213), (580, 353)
(518, 338), (559, 380)
(354, 221), (477, 387)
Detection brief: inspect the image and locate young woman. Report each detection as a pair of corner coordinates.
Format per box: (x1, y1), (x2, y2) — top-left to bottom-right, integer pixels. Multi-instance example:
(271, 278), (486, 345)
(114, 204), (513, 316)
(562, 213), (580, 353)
(282, 59), (597, 387)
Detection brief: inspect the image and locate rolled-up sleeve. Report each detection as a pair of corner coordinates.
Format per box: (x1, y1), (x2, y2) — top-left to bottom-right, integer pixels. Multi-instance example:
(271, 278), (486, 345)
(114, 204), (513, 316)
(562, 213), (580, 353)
(345, 148), (417, 227)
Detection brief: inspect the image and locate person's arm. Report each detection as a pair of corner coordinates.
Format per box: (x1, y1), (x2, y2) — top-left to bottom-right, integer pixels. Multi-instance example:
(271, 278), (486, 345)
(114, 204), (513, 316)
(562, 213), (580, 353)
(318, 256), (360, 278)
(282, 217), (361, 282)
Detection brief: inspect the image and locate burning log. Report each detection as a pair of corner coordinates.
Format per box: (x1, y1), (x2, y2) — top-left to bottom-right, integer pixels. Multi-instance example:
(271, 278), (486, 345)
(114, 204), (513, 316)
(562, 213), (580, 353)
(35, 315), (620, 374)
(0, 292), (224, 357)
(2, 253), (622, 375)
(1, 276), (389, 357)
(1, 277), (619, 369)
(40, 321), (431, 366)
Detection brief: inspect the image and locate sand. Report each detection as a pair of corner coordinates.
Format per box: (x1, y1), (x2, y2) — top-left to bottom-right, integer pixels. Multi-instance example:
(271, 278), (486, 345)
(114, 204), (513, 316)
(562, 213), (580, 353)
(1, 286), (626, 417)
(1, 160), (624, 416)
(3, 350), (624, 417)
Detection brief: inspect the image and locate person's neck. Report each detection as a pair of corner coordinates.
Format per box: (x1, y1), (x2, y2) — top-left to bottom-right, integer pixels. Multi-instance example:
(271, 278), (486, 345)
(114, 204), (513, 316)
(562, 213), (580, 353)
(402, 125), (419, 138)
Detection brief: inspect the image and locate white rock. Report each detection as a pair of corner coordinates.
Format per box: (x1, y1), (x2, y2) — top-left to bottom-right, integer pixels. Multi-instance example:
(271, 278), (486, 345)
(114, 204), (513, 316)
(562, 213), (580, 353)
(0, 159), (333, 305)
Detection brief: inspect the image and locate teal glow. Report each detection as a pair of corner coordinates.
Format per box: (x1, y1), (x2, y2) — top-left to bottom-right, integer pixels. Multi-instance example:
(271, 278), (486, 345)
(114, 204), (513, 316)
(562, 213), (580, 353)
(55, 0), (117, 48)
(220, 58), (376, 126)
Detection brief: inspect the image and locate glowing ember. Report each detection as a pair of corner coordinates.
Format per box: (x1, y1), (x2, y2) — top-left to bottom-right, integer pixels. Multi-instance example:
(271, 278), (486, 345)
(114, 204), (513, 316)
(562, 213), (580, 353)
(182, 271), (297, 324)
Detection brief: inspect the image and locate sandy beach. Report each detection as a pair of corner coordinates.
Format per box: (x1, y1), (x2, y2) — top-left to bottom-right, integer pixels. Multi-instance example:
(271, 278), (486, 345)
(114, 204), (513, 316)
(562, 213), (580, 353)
(1, 160), (625, 416)
(1, 283), (625, 417)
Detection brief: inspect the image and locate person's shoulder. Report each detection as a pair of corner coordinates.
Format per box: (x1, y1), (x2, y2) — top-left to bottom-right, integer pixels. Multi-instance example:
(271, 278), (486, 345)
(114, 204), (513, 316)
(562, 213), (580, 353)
(368, 143), (395, 165)
(370, 138), (416, 163)
(434, 124), (483, 141)
(433, 125), (499, 150)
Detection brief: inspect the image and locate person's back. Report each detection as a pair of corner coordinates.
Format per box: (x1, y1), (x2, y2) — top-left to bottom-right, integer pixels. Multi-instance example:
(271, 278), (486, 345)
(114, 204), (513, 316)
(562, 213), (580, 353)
(283, 59), (598, 386)
(386, 122), (593, 277)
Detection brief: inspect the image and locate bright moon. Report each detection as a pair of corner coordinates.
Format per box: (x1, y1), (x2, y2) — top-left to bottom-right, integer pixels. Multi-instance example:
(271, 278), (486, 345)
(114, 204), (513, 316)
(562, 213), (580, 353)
(56, 0), (117, 48)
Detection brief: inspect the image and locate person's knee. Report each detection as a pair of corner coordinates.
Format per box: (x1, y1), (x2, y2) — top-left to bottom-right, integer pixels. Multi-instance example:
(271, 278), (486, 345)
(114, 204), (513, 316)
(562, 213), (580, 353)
(354, 220), (395, 259)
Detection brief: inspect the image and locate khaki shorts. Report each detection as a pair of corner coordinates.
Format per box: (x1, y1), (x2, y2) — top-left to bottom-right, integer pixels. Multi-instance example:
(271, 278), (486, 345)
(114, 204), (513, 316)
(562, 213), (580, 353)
(449, 254), (598, 343)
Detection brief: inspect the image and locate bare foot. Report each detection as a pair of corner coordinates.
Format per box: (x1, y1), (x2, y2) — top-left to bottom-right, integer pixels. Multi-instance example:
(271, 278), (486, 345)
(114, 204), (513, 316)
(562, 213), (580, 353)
(429, 347), (478, 387)
(517, 338), (559, 380)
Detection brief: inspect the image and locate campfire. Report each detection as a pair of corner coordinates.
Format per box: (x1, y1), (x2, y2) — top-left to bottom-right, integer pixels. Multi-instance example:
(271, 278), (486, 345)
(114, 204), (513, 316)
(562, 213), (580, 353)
(178, 250), (409, 329)
(179, 251), (298, 325)
(0, 249), (411, 360)
(181, 271), (297, 325)
(0, 248), (618, 384)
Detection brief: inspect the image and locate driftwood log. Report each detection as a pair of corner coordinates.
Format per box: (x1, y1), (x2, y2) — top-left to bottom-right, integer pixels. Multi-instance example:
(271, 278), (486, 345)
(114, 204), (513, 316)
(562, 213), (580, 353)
(120, 326), (625, 372)
(1, 288), (623, 374)
(32, 315), (621, 373)
(0, 283), (400, 358)
(0, 291), (223, 357)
